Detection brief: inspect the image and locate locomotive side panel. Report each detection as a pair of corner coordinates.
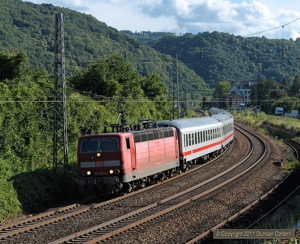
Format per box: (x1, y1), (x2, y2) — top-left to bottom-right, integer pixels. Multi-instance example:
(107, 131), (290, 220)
(123, 128), (179, 182)
(134, 142), (150, 165)
(164, 136), (178, 158)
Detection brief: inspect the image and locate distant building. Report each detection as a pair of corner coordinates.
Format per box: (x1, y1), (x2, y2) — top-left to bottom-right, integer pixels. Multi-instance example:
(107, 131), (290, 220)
(230, 82), (252, 105)
(225, 92), (244, 110)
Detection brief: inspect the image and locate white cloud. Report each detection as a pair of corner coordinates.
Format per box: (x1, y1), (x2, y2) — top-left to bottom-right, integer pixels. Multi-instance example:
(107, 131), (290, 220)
(22, 0), (300, 39)
(85, 1), (178, 32)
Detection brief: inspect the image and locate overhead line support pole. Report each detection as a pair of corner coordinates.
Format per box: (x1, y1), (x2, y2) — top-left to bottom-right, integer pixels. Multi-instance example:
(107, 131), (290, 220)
(53, 13), (68, 172)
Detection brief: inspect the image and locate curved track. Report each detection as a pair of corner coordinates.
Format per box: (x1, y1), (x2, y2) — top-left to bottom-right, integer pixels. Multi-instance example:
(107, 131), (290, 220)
(0, 124), (270, 243)
(50, 124), (267, 244)
(188, 127), (300, 244)
(0, 146), (232, 241)
(0, 128), (241, 243)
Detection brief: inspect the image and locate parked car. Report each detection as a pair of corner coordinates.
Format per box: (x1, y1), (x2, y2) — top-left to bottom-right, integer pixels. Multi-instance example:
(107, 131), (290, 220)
(237, 103), (246, 111)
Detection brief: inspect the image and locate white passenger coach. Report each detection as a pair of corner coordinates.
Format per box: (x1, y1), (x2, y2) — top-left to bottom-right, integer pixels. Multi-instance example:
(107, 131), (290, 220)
(157, 108), (234, 170)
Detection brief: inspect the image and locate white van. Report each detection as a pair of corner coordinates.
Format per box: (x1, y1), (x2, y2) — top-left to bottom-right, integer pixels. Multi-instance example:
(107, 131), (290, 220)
(275, 107), (284, 116)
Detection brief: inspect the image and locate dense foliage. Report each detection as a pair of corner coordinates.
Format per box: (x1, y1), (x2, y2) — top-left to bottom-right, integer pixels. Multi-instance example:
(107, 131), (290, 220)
(0, 50), (178, 222)
(2, 0), (300, 224)
(121, 30), (176, 43)
(0, 0), (209, 102)
(126, 30), (300, 90)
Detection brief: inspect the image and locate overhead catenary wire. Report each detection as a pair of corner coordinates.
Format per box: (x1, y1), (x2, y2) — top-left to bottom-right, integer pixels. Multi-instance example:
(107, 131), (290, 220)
(244, 17), (300, 37)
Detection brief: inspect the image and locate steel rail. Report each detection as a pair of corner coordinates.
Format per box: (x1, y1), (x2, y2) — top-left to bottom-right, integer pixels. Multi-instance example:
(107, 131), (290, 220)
(49, 124), (267, 244)
(0, 135), (232, 240)
(186, 123), (289, 244)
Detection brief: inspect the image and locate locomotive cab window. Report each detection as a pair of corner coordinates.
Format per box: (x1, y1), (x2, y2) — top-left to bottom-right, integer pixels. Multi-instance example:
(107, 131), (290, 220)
(80, 137), (120, 153)
(100, 137), (119, 151)
(80, 139), (98, 153)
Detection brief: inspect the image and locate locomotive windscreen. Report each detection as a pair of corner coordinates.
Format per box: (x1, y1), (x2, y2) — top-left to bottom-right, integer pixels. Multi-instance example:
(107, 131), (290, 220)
(80, 137), (120, 153)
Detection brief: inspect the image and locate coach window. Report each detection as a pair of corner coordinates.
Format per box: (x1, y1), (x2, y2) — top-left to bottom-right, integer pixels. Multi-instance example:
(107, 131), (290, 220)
(188, 133), (191, 146)
(185, 134), (188, 147)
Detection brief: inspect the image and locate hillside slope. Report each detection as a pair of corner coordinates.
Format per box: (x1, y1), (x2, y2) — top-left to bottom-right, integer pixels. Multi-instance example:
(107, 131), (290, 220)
(123, 30), (300, 88)
(0, 0), (210, 98)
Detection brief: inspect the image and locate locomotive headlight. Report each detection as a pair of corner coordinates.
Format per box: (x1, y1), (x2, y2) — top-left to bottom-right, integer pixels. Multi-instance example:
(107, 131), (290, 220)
(109, 169), (114, 174)
(87, 171), (91, 176)
(115, 169), (120, 174)
(97, 152), (101, 157)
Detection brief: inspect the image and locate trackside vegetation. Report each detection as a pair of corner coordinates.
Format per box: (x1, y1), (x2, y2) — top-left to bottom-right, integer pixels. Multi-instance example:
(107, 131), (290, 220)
(0, 52), (176, 223)
(234, 110), (300, 168)
(1, 0), (300, 226)
(234, 110), (300, 238)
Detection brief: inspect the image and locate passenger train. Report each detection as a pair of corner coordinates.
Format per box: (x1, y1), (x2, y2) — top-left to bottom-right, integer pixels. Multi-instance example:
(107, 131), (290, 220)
(77, 108), (234, 194)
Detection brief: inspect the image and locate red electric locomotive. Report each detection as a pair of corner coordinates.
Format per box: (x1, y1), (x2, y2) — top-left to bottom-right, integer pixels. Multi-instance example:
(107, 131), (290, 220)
(78, 126), (180, 194)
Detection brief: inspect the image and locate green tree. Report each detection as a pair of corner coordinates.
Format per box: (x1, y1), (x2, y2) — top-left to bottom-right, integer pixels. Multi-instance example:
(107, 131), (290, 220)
(253, 79), (287, 113)
(0, 52), (27, 81)
(289, 74), (300, 97)
(71, 55), (143, 98)
(213, 81), (231, 108)
(141, 74), (168, 98)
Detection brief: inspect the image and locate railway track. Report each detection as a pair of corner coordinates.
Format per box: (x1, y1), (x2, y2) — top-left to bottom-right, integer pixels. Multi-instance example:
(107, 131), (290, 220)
(284, 139), (300, 160)
(0, 140), (235, 242)
(50, 124), (266, 243)
(189, 128), (300, 244)
(0, 124), (270, 243)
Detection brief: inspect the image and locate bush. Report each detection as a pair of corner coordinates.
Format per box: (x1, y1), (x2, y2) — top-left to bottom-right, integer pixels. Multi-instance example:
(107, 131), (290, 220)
(0, 179), (22, 223)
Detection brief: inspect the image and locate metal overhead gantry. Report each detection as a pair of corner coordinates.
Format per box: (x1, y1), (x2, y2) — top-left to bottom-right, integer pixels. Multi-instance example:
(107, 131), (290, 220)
(53, 13), (68, 171)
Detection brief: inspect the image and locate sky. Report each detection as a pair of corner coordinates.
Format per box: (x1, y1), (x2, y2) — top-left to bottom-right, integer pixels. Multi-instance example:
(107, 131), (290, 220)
(23, 0), (300, 40)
